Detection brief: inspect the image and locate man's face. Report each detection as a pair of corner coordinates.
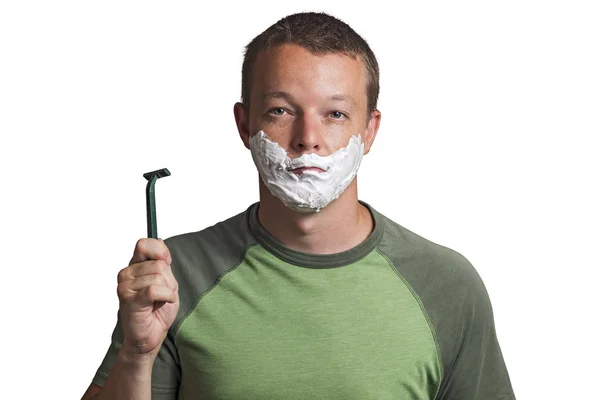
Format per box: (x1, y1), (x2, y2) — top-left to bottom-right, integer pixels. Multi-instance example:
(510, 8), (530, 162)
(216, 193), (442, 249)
(236, 43), (380, 161)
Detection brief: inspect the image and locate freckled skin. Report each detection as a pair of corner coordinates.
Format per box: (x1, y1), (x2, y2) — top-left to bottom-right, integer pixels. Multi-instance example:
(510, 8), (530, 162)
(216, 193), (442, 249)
(235, 43), (380, 158)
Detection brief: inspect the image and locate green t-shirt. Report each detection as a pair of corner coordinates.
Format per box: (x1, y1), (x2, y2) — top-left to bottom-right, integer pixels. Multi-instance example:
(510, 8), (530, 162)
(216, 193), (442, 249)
(93, 201), (515, 400)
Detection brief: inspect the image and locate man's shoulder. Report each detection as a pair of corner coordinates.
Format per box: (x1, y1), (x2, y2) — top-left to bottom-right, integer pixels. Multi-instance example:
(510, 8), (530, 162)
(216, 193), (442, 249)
(162, 204), (260, 331)
(164, 203), (258, 257)
(373, 205), (481, 290)
(374, 205), (496, 346)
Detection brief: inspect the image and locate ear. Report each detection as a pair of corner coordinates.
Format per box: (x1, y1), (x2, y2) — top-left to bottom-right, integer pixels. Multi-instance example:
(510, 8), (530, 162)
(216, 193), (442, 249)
(362, 109), (381, 155)
(234, 102), (251, 149)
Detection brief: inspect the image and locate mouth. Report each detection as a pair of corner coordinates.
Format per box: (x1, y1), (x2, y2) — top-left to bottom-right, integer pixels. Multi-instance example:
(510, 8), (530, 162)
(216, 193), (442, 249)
(288, 166), (327, 175)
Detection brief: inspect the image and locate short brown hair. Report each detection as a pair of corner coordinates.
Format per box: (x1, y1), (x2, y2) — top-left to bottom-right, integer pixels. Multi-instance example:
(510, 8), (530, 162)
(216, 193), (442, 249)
(241, 12), (380, 118)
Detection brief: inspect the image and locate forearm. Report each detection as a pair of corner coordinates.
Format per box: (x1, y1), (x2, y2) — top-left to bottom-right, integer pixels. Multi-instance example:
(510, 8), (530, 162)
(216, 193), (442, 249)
(88, 348), (156, 400)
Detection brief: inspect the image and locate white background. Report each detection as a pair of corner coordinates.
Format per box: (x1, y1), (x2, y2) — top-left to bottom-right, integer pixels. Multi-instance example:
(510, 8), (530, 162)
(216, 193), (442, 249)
(1, 1), (598, 399)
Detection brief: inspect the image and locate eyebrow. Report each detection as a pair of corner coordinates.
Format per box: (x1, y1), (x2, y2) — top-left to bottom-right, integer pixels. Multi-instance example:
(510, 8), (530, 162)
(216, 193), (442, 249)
(263, 91), (357, 108)
(329, 94), (357, 108)
(263, 91), (292, 102)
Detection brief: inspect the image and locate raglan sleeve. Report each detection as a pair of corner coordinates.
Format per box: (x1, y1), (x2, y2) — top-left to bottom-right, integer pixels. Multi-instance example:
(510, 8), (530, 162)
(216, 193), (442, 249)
(91, 312), (181, 400)
(435, 258), (516, 400)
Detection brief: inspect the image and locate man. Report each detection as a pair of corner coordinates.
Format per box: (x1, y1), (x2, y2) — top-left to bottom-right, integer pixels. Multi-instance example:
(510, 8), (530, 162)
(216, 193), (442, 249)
(82, 11), (515, 400)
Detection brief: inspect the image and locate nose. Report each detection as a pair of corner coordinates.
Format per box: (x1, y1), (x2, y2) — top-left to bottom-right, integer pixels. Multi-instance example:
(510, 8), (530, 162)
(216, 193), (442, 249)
(291, 111), (322, 154)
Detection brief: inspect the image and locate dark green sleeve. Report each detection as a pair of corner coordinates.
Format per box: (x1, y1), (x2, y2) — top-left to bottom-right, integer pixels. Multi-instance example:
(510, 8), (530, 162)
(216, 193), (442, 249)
(377, 213), (515, 399)
(433, 258), (515, 400)
(91, 312), (181, 400)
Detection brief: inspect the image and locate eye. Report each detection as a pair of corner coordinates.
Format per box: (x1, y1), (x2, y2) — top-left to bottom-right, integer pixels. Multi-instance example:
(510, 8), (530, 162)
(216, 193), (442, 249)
(330, 111), (346, 119)
(269, 108), (286, 116)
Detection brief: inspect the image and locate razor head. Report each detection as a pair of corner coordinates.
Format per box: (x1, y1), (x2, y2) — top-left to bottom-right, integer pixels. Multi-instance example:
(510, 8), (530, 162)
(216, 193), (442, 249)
(143, 168), (171, 181)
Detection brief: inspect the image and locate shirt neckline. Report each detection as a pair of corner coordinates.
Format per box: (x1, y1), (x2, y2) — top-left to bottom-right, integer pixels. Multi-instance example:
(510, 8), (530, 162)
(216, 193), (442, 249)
(246, 201), (384, 269)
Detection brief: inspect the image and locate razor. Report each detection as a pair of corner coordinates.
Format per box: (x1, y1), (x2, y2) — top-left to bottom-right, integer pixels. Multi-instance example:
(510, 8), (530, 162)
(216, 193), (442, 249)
(143, 168), (171, 239)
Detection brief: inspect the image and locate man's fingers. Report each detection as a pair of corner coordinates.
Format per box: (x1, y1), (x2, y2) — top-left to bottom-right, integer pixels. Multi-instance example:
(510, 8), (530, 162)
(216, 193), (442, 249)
(129, 238), (172, 265)
(138, 285), (178, 305)
(127, 274), (169, 292)
(127, 260), (169, 279)
(118, 260), (177, 291)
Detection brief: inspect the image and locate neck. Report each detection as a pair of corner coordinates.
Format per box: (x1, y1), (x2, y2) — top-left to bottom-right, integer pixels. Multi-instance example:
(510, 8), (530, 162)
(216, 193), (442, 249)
(256, 178), (374, 254)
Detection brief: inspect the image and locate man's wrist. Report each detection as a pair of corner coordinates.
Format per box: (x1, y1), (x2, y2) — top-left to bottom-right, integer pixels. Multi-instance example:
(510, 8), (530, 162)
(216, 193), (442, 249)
(117, 346), (157, 374)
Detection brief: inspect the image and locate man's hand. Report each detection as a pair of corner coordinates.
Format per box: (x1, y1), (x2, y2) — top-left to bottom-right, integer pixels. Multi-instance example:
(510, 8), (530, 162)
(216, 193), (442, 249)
(117, 238), (180, 359)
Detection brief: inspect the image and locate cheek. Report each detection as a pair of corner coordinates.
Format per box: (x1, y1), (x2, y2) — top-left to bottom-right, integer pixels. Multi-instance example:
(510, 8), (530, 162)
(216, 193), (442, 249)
(326, 126), (360, 151)
(252, 128), (290, 152)
(255, 121), (293, 143)
(270, 119), (293, 134)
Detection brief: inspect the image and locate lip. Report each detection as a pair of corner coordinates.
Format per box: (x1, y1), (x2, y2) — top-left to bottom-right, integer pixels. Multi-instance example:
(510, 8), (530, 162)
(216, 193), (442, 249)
(289, 166), (326, 175)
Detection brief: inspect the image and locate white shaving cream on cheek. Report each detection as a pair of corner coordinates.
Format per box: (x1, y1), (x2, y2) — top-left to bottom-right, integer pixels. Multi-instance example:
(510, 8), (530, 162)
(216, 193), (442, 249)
(249, 130), (364, 213)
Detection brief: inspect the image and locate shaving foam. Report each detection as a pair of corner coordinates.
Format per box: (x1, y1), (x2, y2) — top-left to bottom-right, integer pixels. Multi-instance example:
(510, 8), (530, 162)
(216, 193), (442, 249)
(249, 130), (364, 213)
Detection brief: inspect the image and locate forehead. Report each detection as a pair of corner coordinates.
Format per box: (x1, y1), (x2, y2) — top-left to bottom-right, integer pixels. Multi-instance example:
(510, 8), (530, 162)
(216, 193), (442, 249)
(251, 44), (368, 104)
